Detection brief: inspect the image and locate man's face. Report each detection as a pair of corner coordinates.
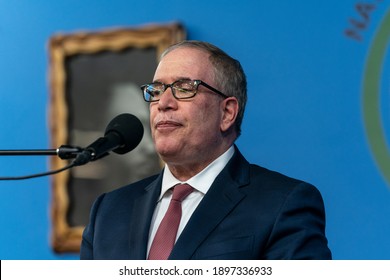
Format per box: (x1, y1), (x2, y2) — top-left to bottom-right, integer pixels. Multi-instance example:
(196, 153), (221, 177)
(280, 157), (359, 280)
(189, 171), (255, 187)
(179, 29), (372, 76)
(150, 47), (226, 168)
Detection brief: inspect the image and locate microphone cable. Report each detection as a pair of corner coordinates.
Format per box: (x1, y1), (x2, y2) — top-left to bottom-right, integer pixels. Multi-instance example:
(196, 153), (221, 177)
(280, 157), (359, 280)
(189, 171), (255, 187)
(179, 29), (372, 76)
(0, 161), (76, 180)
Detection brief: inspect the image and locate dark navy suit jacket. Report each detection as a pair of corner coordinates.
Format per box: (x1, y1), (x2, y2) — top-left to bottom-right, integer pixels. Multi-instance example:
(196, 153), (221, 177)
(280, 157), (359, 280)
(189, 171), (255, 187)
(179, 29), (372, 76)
(80, 147), (332, 259)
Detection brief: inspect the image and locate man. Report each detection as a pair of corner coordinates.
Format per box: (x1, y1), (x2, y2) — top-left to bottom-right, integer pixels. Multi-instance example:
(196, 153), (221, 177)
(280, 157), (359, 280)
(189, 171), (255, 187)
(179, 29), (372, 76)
(80, 40), (332, 259)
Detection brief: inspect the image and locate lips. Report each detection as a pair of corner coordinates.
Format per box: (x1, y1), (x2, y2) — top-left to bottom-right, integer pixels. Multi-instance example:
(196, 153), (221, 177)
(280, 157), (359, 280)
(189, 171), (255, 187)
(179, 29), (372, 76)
(155, 120), (182, 131)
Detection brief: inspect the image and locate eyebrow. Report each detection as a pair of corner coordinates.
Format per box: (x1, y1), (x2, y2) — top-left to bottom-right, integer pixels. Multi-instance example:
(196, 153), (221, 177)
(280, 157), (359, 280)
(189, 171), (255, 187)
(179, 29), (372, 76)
(152, 76), (193, 83)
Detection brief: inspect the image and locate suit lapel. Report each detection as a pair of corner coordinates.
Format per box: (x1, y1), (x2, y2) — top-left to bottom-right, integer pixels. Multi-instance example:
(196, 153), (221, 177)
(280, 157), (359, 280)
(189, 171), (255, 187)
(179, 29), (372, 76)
(169, 148), (250, 259)
(127, 174), (162, 259)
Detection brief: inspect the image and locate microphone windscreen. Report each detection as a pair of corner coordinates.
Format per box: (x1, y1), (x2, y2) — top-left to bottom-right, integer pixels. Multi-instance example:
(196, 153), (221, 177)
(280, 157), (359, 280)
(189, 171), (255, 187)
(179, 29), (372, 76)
(104, 113), (144, 154)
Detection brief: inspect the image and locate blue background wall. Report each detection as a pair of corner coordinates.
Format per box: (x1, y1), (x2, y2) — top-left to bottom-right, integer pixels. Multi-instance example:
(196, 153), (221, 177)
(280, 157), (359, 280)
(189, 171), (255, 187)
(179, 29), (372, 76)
(0, 0), (389, 259)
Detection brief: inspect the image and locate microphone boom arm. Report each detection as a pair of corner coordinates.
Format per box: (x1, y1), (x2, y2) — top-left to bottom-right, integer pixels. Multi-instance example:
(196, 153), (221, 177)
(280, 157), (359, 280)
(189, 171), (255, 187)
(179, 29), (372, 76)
(0, 145), (83, 159)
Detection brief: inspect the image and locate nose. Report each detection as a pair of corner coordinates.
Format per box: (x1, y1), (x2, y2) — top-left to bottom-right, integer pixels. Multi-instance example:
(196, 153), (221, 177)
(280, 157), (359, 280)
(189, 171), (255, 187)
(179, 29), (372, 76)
(157, 86), (177, 111)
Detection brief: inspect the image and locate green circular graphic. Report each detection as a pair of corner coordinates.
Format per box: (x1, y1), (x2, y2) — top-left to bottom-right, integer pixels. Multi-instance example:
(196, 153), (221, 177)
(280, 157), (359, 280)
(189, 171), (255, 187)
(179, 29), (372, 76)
(363, 8), (390, 186)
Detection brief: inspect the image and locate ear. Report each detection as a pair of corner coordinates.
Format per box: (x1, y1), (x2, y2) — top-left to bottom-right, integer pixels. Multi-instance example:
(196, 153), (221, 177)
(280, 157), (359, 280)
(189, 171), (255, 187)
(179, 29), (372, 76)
(220, 97), (239, 133)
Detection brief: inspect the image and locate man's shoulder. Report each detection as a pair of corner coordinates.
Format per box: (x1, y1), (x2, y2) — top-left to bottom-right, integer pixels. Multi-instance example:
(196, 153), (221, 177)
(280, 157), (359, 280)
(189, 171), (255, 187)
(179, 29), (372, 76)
(246, 163), (323, 201)
(249, 163), (303, 185)
(230, 147), (310, 187)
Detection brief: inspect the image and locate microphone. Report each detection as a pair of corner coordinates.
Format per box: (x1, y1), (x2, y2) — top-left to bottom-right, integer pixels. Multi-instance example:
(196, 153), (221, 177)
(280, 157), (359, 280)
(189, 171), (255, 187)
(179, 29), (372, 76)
(73, 113), (144, 166)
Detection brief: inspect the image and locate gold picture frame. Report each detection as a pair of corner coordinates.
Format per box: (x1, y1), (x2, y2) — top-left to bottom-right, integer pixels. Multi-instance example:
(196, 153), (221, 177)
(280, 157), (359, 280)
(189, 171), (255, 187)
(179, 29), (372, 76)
(48, 22), (186, 253)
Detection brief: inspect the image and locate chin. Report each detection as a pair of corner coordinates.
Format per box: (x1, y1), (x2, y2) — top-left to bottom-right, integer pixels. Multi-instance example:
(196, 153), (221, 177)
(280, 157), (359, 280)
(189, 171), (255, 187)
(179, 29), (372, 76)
(155, 144), (180, 160)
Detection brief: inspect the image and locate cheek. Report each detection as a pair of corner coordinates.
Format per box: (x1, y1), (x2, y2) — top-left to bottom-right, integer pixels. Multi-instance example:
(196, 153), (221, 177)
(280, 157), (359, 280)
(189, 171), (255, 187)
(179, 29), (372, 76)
(191, 103), (222, 134)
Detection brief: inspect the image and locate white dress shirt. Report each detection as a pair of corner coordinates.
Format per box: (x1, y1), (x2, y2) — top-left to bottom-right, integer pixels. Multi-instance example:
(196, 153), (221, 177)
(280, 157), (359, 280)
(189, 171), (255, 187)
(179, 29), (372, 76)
(147, 146), (235, 254)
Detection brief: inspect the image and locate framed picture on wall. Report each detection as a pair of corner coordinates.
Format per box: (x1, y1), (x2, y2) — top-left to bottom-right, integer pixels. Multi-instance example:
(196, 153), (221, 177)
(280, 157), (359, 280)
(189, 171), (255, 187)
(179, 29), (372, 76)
(48, 22), (186, 253)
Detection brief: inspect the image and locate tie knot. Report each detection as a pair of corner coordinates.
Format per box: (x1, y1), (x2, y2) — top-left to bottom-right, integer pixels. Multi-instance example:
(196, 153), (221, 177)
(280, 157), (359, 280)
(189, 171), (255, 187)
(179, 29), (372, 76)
(171, 183), (193, 202)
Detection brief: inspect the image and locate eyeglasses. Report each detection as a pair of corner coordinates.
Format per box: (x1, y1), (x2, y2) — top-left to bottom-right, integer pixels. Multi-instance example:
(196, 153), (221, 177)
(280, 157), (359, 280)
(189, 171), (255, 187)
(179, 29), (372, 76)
(140, 79), (228, 102)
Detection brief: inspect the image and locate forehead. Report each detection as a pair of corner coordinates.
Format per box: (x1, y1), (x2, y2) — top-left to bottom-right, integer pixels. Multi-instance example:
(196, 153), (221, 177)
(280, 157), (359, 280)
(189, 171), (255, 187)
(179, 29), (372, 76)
(153, 47), (214, 82)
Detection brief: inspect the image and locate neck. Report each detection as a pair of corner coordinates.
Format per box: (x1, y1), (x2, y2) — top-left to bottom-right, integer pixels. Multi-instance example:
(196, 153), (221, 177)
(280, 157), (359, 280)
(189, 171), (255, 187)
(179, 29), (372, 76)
(166, 144), (233, 182)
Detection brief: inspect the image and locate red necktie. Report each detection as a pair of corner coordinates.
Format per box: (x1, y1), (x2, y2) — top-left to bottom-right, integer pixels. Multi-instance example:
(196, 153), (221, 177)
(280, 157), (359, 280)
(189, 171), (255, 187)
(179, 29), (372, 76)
(148, 183), (194, 260)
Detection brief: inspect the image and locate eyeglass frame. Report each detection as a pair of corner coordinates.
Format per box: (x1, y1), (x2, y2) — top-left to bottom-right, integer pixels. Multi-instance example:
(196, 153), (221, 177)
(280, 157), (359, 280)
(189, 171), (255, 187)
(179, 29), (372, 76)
(140, 79), (228, 102)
